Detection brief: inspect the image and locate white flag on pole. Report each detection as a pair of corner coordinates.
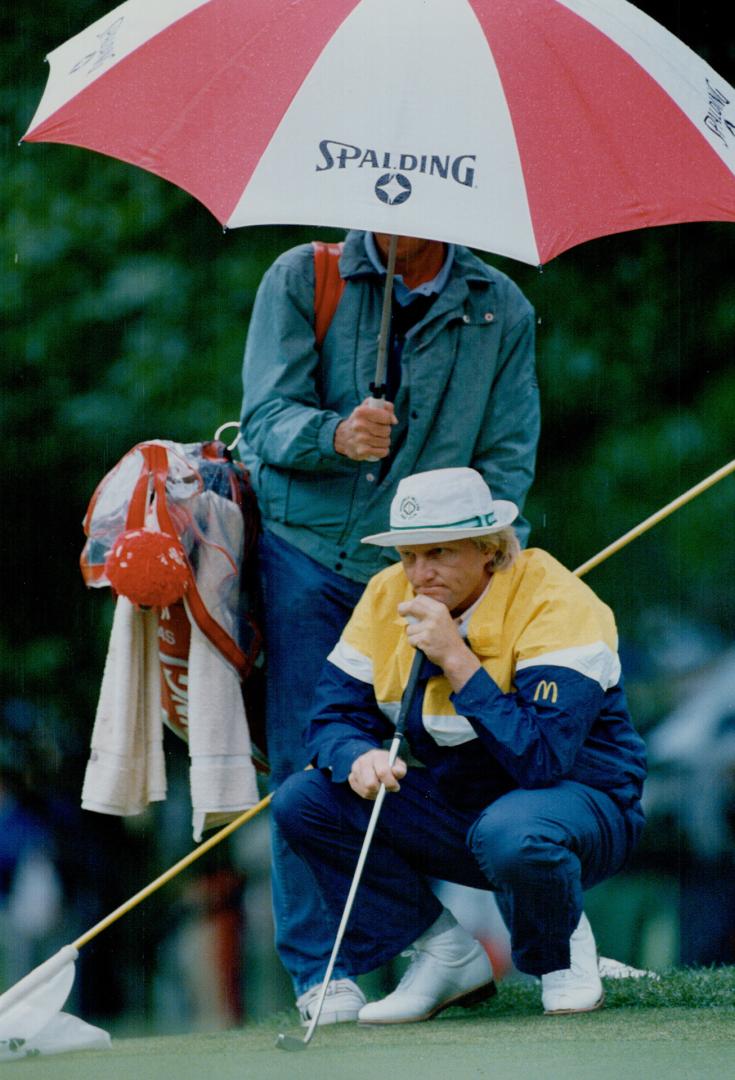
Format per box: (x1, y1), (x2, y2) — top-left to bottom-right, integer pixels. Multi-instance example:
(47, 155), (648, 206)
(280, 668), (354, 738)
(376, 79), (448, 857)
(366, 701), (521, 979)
(0, 946), (111, 1062)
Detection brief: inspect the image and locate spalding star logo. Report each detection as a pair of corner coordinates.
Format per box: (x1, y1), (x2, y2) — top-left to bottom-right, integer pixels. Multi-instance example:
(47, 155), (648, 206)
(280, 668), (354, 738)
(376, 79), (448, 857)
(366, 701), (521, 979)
(375, 172), (412, 205)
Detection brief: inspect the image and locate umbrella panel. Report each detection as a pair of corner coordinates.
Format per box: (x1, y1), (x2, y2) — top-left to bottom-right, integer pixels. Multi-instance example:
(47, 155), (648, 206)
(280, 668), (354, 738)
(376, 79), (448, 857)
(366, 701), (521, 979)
(22, 0), (735, 264)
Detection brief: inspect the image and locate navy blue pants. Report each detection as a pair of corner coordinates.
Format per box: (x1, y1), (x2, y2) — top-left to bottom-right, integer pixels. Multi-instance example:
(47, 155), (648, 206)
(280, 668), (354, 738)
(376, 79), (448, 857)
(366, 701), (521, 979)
(258, 528), (365, 993)
(272, 767), (642, 977)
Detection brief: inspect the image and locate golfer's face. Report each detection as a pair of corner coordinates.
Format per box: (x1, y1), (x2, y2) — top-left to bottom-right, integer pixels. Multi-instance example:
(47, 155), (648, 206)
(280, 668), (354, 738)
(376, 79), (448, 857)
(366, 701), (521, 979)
(397, 539), (494, 615)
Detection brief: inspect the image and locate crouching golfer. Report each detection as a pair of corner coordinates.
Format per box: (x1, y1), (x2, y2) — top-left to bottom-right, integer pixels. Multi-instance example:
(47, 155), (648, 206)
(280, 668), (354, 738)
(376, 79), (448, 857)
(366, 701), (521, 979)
(272, 468), (646, 1022)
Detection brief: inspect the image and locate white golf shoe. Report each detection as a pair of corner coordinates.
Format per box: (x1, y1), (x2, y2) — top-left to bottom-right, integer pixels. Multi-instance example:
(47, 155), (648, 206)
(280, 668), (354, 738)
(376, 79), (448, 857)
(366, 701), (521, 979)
(358, 909), (496, 1025)
(541, 912), (604, 1014)
(296, 978), (366, 1026)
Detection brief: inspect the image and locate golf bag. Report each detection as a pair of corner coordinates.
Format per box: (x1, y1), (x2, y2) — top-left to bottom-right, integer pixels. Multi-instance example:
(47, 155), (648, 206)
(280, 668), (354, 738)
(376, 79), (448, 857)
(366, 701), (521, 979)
(81, 438), (266, 767)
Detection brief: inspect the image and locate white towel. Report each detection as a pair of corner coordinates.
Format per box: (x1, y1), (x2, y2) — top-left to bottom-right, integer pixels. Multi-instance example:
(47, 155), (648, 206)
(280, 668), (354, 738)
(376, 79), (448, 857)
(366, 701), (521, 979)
(83, 599), (260, 838)
(187, 616), (260, 841)
(81, 598), (166, 816)
(185, 490), (260, 839)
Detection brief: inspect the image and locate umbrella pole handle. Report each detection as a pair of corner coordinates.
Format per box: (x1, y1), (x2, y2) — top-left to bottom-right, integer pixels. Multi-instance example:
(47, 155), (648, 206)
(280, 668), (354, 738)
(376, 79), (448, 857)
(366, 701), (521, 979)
(363, 233), (398, 463)
(371, 233), (398, 398)
(573, 458), (735, 578)
(363, 395), (393, 464)
(356, 233), (400, 464)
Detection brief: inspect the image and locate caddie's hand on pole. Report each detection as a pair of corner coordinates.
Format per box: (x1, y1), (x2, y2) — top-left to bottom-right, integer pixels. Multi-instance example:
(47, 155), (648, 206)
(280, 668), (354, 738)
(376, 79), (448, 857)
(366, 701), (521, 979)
(334, 396), (397, 460)
(349, 748), (407, 799)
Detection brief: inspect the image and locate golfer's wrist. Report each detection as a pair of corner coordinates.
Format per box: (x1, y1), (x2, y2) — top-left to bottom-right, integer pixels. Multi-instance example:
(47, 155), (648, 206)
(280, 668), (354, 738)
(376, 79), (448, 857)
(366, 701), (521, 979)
(441, 647), (481, 693)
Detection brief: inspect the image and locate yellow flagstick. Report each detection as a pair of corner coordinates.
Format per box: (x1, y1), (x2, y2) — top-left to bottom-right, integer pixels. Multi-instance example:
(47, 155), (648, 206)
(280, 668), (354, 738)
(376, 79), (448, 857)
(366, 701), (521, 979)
(73, 792), (273, 949)
(573, 458), (735, 578)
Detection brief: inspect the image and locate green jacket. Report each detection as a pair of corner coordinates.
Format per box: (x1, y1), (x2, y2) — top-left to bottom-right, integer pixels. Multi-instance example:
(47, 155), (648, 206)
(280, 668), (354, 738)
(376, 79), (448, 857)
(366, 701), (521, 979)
(239, 231), (539, 583)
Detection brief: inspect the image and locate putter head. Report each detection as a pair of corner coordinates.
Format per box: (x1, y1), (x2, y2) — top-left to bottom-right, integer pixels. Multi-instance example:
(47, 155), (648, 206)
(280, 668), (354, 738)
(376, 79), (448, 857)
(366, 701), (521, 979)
(275, 1033), (308, 1052)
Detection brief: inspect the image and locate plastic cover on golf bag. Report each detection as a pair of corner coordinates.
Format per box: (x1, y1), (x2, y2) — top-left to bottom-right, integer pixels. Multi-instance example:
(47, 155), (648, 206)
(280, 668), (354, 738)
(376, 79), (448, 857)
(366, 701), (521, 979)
(80, 439), (265, 839)
(81, 439), (260, 668)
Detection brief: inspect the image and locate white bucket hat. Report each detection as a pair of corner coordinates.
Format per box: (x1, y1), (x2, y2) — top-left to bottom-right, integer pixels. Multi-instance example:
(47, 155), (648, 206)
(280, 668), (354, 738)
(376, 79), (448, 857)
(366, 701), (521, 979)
(361, 468), (518, 547)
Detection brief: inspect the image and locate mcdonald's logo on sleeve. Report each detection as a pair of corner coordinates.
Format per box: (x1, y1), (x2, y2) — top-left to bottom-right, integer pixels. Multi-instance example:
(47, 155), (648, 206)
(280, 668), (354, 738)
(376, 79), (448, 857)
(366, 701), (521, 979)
(533, 680), (558, 703)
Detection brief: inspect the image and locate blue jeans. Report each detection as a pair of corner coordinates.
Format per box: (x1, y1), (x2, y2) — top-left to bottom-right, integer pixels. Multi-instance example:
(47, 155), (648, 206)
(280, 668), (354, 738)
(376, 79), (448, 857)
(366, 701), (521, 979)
(257, 528), (365, 994)
(272, 768), (643, 976)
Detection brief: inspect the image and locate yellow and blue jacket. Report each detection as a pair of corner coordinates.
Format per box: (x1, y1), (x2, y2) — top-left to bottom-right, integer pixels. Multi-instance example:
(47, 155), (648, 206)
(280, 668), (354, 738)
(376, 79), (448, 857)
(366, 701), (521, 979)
(307, 549), (646, 813)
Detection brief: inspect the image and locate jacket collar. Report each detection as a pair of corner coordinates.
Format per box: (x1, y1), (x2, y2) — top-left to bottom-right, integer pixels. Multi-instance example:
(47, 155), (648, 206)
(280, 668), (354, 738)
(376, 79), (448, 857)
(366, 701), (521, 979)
(340, 231), (497, 357)
(339, 230), (376, 277)
(340, 230), (496, 290)
(464, 565), (517, 662)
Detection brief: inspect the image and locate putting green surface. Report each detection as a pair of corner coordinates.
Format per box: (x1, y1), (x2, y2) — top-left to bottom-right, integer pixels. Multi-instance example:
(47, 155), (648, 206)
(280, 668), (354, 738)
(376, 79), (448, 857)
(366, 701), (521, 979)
(10, 1010), (735, 1080)
(11, 971), (735, 1080)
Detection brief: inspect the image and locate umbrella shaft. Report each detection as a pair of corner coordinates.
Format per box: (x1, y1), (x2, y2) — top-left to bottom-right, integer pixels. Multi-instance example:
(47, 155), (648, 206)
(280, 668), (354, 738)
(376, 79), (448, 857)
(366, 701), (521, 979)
(373, 233), (398, 395)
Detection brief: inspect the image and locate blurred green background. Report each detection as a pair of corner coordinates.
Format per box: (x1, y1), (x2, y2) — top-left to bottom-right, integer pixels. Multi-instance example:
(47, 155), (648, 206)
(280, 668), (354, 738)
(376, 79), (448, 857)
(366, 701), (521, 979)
(2, 0), (734, 1035)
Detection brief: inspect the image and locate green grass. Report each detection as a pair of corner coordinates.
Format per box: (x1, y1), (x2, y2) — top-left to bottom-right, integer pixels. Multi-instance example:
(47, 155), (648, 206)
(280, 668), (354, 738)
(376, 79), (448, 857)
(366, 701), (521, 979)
(10, 968), (735, 1080)
(470, 964), (735, 1013)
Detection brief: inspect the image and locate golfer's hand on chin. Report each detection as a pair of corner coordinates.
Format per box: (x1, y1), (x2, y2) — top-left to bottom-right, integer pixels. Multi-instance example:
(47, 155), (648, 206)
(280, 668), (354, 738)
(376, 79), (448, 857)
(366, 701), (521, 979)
(349, 749), (407, 800)
(398, 596), (481, 693)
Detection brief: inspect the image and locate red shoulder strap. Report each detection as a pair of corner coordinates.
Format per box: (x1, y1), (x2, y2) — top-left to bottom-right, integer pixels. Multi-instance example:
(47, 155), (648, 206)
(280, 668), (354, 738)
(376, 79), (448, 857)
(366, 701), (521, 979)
(130, 444), (250, 678)
(312, 240), (345, 348)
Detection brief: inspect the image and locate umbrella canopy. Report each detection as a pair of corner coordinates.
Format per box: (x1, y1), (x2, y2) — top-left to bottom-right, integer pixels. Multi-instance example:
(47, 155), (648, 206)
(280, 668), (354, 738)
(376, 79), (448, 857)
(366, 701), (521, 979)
(22, 0), (735, 266)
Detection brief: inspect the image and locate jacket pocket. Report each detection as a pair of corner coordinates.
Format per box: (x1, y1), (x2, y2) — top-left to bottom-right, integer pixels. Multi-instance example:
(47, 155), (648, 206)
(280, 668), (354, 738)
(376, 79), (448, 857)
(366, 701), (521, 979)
(286, 470), (358, 537)
(258, 464), (290, 523)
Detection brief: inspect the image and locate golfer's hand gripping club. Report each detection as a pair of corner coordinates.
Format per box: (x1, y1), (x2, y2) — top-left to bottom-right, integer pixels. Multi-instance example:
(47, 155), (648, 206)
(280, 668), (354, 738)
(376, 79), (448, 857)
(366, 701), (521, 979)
(276, 643), (424, 1051)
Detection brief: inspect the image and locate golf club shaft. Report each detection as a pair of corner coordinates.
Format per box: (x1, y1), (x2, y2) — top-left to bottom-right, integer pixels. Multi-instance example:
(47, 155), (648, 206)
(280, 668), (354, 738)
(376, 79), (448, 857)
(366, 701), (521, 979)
(302, 646), (424, 1043)
(301, 732), (402, 1044)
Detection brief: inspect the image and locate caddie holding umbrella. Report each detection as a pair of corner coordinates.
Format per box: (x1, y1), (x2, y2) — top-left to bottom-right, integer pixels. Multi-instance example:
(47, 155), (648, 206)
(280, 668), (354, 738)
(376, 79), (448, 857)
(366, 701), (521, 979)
(238, 227), (541, 1023)
(273, 467), (647, 1023)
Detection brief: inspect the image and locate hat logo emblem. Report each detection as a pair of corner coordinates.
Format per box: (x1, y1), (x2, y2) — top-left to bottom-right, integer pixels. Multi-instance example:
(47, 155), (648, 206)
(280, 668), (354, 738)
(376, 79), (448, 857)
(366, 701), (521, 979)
(399, 496), (419, 519)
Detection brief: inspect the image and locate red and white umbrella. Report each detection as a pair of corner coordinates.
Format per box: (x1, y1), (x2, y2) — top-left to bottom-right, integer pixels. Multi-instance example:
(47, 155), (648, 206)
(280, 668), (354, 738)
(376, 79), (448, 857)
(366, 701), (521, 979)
(22, 0), (735, 266)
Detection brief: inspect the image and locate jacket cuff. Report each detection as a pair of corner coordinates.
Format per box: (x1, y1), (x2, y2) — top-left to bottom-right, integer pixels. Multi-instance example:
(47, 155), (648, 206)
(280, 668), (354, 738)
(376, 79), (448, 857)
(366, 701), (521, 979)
(317, 738), (378, 782)
(317, 414), (346, 463)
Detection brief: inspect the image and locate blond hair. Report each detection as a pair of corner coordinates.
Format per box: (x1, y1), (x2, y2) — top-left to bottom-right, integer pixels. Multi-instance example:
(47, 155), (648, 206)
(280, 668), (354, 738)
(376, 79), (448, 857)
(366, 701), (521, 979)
(472, 526), (520, 572)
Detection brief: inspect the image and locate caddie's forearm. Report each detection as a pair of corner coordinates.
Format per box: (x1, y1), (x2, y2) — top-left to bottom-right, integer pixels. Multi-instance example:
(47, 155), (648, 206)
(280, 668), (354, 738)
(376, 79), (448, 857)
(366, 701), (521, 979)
(240, 261), (351, 472)
(242, 398), (349, 471)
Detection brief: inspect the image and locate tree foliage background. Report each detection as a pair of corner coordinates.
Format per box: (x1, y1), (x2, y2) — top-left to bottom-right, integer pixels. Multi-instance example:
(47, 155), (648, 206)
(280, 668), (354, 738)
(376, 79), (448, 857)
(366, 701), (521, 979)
(1, 0), (734, 993)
